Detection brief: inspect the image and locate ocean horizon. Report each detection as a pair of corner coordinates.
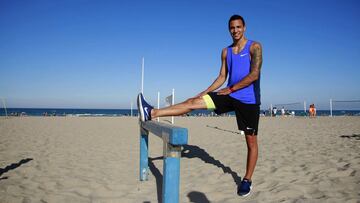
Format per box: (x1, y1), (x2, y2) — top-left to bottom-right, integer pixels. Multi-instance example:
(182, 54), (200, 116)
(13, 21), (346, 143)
(1, 108), (360, 117)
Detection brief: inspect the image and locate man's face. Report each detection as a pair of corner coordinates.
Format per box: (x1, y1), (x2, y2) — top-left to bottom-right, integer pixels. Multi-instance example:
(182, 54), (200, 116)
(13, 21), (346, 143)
(229, 19), (245, 40)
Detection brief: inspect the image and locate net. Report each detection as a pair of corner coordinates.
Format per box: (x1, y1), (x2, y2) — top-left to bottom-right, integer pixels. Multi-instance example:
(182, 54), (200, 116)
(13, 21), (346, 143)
(269, 102), (305, 116)
(273, 102), (303, 110)
(331, 100), (360, 116)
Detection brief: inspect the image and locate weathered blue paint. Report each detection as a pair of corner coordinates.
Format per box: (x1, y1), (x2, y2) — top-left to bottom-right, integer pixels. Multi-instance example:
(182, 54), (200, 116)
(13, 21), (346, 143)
(139, 120), (188, 203)
(162, 157), (180, 203)
(139, 128), (149, 181)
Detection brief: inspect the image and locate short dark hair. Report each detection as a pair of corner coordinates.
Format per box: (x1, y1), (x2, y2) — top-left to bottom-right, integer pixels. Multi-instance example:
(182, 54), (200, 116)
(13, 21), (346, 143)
(228, 15), (245, 28)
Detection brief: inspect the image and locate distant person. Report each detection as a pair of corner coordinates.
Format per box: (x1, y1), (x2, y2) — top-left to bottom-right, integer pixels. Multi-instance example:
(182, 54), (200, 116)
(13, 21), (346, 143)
(281, 107), (285, 116)
(309, 104), (313, 117)
(137, 14), (262, 197)
(272, 107), (277, 117)
(309, 104), (317, 117)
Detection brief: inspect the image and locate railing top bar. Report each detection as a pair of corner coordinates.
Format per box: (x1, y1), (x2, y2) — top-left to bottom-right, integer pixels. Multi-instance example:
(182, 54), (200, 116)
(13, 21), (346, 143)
(141, 121), (188, 145)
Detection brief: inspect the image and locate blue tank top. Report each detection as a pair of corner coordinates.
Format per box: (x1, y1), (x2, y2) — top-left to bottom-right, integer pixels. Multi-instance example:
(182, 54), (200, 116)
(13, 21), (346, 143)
(227, 40), (261, 104)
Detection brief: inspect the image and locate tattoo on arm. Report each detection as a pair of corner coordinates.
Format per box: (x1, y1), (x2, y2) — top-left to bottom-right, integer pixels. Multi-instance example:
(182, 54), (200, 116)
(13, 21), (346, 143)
(250, 43), (262, 80)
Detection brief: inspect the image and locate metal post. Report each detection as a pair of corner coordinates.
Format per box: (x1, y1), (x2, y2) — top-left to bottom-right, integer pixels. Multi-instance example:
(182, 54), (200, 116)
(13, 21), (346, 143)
(330, 99), (333, 117)
(131, 102), (133, 117)
(141, 57), (144, 94)
(2, 98), (8, 118)
(139, 127), (149, 181)
(171, 89), (175, 124)
(157, 92), (160, 122)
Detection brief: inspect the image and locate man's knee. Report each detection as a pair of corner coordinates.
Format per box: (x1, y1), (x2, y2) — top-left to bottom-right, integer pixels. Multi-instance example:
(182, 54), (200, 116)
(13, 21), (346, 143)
(246, 136), (258, 149)
(184, 98), (193, 103)
(184, 97), (196, 104)
(185, 97), (205, 108)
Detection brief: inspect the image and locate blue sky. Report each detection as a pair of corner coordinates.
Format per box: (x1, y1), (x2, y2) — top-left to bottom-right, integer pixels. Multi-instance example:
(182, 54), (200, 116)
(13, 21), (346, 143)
(1, 0), (360, 110)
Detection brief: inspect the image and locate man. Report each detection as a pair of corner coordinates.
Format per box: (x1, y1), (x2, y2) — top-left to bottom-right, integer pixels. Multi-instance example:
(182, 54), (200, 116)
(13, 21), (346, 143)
(137, 14), (262, 197)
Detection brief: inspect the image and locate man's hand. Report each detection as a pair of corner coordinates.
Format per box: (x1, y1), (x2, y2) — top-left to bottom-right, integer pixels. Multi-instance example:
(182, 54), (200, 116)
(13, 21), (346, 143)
(217, 87), (232, 95)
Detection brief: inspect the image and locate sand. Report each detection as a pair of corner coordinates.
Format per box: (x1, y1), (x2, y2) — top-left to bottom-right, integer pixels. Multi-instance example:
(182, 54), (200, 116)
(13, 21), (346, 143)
(0, 116), (359, 203)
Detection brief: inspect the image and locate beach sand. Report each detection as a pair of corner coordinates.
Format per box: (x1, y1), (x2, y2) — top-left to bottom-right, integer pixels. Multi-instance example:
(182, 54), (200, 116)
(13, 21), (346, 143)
(0, 116), (359, 203)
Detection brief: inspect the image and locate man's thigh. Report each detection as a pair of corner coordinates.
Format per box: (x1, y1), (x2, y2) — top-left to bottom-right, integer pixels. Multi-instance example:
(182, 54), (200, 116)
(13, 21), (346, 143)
(206, 92), (235, 114)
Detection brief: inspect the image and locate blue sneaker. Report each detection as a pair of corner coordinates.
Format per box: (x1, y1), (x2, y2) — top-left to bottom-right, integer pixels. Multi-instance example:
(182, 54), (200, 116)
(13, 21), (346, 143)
(137, 93), (153, 122)
(237, 178), (252, 197)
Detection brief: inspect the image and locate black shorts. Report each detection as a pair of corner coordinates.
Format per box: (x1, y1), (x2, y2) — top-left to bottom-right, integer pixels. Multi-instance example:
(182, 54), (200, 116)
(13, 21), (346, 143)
(207, 92), (260, 135)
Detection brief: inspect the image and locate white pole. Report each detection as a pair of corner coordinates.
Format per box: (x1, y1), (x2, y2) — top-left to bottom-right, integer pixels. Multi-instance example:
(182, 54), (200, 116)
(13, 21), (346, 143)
(171, 88), (175, 124)
(270, 104), (273, 117)
(141, 57), (144, 94)
(157, 92), (160, 122)
(330, 99), (333, 117)
(304, 101), (306, 113)
(131, 101), (133, 117)
(2, 98), (8, 118)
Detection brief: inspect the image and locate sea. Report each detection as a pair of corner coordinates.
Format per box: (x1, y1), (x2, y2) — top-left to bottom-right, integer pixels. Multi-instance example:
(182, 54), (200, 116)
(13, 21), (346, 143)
(1, 108), (360, 117)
